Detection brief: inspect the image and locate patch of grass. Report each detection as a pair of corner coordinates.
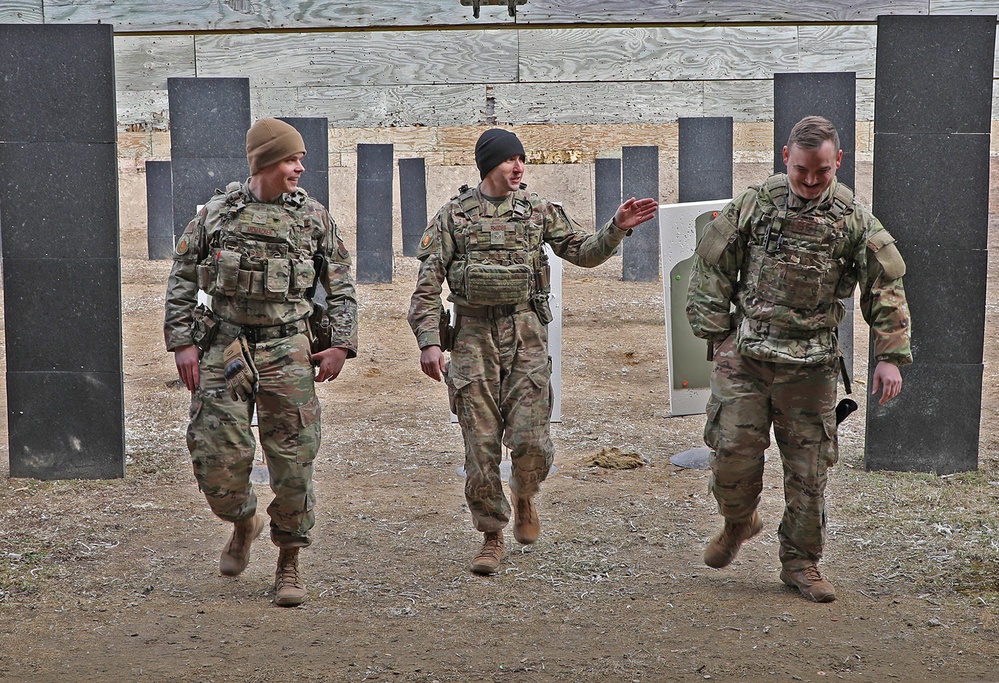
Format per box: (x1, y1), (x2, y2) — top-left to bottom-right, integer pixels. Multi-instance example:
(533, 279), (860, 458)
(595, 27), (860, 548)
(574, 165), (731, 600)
(0, 550), (59, 601)
(830, 459), (999, 603)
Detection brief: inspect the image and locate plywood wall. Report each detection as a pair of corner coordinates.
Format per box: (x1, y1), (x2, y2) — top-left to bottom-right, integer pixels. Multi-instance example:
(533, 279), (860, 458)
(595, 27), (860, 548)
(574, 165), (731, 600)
(2, 0), (997, 162)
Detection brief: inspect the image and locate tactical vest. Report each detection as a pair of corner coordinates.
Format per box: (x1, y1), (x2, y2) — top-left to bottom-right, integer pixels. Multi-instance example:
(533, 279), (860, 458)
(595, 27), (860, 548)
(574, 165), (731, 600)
(736, 175), (858, 364)
(446, 186), (550, 306)
(196, 183), (317, 306)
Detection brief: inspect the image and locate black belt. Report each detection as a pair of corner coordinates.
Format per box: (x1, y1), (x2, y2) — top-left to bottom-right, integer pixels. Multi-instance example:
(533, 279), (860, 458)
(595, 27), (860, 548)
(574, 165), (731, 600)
(453, 302), (533, 319)
(217, 318), (307, 343)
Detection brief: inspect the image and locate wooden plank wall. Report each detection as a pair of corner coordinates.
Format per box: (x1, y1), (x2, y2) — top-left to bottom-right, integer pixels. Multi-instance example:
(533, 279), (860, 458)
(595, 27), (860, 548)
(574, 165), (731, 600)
(19, 0), (993, 30)
(2, 0), (997, 164)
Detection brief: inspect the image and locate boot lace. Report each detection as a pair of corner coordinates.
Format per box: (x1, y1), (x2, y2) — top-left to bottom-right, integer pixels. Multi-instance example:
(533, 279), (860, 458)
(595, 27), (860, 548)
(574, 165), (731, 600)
(800, 565), (823, 583)
(476, 534), (503, 561)
(277, 558), (303, 589)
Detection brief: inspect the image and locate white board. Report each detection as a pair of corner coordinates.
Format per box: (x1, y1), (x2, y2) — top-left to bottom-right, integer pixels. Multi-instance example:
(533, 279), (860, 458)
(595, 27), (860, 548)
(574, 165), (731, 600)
(658, 199), (730, 416)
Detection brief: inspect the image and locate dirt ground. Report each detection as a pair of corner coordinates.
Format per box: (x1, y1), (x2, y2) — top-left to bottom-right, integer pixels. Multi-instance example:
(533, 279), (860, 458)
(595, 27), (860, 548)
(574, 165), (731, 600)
(1, 169), (999, 683)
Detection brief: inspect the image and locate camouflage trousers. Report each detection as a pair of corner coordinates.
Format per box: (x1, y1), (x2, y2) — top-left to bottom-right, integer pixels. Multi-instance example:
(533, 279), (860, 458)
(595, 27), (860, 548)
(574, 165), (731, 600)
(187, 330), (321, 548)
(704, 334), (839, 570)
(446, 310), (554, 532)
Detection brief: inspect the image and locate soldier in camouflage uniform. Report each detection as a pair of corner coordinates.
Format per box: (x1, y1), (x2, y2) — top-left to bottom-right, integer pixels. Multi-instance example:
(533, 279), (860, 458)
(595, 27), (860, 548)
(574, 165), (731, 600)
(164, 118), (358, 607)
(686, 116), (912, 602)
(408, 128), (659, 575)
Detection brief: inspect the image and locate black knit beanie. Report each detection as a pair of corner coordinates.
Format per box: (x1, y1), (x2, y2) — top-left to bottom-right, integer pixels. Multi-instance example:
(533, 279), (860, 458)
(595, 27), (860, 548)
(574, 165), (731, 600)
(474, 128), (526, 180)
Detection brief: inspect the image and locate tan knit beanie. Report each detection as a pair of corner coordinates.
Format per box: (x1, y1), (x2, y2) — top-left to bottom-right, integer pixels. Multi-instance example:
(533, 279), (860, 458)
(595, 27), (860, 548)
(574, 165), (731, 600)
(246, 118), (306, 174)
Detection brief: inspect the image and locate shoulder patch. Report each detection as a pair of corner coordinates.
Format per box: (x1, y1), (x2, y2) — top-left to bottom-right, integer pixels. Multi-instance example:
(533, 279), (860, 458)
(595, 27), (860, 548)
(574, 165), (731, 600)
(332, 226), (348, 259)
(420, 224), (437, 250)
(174, 220), (198, 257)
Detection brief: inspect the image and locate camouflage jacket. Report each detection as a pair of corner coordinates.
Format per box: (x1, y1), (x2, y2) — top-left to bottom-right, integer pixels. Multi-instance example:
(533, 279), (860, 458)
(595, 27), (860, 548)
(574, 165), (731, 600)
(408, 184), (630, 350)
(164, 181), (358, 356)
(686, 174), (912, 366)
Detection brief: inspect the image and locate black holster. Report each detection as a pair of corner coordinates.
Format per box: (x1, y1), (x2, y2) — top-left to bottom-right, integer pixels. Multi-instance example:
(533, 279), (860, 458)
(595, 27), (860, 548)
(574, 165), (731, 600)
(439, 308), (455, 352)
(191, 304), (219, 357)
(307, 302), (333, 355)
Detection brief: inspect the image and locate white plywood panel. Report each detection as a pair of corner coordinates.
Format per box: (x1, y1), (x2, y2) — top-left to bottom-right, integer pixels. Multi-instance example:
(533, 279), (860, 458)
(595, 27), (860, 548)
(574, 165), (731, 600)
(45, 0), (222, 31)
(799, 25), (877, 77)
(46, 0), (992, 30)
(658, 199), (730, 416)
(703, 80), (774, 122)
(116, 89), (170, 128)
(492, 81), (703, 125)
(44, 0), (502, 32)
(520, 26), (799, 82)
(114, 35), (196, 91)
(250, 86), (303, 120)
(546, 243), (563, 423)
(929, 0), (999, 13)
(254, 84), (487, 127)
(857, 78), (876, 121)
(194, 31), (518, 88)
(0, 1), (42, 22)
(519, 0), (930, 23)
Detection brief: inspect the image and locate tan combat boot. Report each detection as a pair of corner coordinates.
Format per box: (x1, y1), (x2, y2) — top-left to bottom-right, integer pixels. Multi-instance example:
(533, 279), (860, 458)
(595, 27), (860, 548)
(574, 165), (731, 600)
(512, 493), (540, 545)
(703, 511), (763, 569)
(274, 547), (308, 607)
(780, 565), (837, 603)
(469, 531), (505, 575)
(219, 514), (265, 577)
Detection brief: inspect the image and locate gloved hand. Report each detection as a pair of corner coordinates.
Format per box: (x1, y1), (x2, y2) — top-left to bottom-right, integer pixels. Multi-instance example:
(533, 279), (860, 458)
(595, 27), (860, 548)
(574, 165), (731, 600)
(222, 337), (258, 401)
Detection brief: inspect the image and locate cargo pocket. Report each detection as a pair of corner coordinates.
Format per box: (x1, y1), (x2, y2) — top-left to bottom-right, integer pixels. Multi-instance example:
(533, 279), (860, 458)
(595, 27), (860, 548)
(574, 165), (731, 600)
(703, 395), (722, 452)
(186, 395), (204, 456)
(296, 393), (322, 464)
(819, 409), (839, 467)
(525, 358), (553, 426)
(445, 364), (472, 418)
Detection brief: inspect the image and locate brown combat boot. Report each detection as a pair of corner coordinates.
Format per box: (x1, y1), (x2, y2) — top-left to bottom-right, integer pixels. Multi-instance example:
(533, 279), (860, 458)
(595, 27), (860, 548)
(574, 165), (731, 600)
(703, 511), (763, 569)
(274, 547), (308, 607)
(219, 514), (265, 577)
(780, 565), (837, 603)
(469, 531), (506, 575)
(512, 493), (540, 544)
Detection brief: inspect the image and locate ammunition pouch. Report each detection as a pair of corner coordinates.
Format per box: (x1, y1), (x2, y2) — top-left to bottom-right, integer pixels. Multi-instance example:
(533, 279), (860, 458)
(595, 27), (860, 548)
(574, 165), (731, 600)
(532, 257), (552, 324)
(307, 302), (333, 355)
(191, 304), (219, 356)
(464, 263), (533, 305)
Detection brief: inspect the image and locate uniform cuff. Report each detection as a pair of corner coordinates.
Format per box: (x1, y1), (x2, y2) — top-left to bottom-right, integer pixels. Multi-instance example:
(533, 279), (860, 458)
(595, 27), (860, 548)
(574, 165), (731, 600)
(417, 332), (441, 350)
(609, 219), (633, 236)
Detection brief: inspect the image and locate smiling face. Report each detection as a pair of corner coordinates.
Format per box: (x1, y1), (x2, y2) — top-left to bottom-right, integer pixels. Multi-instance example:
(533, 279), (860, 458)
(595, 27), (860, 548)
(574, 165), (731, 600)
(480, 155), (526, 198)
(782, 140), (842, 201)
(253, 153), (305, 201)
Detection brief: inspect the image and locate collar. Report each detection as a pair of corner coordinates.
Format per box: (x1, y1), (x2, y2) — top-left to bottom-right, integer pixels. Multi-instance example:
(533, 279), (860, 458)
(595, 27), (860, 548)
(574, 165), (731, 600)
(476, 185), (515, 217)
(786, 178), (837, 212)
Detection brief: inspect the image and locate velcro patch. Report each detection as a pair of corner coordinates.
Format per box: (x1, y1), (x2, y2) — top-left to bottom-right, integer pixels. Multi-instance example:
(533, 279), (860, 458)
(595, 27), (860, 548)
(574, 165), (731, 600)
(420, 226), (437, 250)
